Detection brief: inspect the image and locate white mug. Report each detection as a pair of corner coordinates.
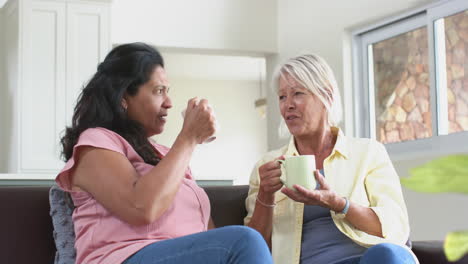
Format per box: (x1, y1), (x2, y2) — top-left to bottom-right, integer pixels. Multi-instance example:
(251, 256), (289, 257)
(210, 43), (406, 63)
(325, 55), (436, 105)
(278, 155), (316, 189)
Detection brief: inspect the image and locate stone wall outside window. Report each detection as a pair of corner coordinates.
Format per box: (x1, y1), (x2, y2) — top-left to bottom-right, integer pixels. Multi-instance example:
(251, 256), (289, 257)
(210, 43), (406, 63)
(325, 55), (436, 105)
(445, 10), (468, 134)
(373, 27), (431, 143)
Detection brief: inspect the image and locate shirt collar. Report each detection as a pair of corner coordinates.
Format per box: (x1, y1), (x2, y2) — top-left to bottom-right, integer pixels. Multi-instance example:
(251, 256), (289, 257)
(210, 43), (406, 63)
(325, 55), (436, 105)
(285, 127), (349, 159)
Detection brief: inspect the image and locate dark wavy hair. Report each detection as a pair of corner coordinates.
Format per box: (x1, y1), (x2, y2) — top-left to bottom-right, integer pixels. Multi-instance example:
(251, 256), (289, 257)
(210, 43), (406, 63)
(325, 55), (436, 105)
(60, 42), (164, 165)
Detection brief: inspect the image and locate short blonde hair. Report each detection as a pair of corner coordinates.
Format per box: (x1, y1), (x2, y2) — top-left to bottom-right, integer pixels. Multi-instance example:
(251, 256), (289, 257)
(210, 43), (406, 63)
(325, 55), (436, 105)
(274, 54), (342, 127)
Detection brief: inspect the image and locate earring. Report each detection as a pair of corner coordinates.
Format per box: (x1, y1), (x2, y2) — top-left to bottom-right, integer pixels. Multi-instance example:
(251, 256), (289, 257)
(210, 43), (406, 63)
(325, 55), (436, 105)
(122, 100), (128, 113)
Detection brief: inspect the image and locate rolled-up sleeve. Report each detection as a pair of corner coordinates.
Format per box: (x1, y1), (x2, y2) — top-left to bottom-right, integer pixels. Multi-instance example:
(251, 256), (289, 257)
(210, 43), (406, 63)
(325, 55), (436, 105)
(244, 161), (262, 225)
(365, 141), (410, 244)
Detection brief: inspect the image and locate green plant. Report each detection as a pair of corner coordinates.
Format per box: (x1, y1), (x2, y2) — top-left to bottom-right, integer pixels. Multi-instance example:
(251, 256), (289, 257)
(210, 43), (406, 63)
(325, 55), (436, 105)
(401, 154), (468, 262)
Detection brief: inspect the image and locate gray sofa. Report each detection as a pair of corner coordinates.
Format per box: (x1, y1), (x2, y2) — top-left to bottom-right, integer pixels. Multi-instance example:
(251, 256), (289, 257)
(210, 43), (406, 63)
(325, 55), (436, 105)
(0, 185), (467, 264)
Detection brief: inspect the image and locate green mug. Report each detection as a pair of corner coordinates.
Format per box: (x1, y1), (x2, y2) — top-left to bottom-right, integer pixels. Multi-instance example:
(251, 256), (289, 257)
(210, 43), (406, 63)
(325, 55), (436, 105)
(278, 155), (316, 190)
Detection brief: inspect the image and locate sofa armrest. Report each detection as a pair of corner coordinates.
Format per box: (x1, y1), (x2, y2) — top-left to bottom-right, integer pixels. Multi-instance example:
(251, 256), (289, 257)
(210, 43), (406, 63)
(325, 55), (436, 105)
(412, 240), (468, 264)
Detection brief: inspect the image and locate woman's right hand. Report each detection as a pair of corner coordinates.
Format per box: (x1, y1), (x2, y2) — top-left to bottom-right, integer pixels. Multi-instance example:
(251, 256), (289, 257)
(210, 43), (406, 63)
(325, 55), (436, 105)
(258, 156), (285, 196)
(180, 98), (216, 144)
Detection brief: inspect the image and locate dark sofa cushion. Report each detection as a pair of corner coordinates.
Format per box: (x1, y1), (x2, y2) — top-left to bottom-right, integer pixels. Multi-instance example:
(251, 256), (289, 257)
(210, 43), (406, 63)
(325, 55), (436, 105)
(203, 185), (249, 227)
(0, 186), (56, 264)
(412, 241), (468, 264)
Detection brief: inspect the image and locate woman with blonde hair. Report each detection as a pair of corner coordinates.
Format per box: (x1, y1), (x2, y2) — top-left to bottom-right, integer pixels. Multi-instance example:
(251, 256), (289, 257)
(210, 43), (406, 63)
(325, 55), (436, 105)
(245, 54), (417, 264)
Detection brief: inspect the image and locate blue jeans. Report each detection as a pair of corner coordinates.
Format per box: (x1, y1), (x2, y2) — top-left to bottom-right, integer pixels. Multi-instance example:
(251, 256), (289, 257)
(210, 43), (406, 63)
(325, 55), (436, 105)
(122, 226), (273, 264)
(336, 243), (416, 264)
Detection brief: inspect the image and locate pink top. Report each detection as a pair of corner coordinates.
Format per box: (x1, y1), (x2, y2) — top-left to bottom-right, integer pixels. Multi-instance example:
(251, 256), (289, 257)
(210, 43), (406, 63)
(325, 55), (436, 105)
(56, 127), (211, 264)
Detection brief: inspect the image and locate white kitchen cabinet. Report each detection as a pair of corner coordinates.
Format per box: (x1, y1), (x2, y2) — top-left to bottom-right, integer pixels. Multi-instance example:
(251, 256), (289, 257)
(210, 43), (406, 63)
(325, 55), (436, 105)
(0, 0), (111, 177)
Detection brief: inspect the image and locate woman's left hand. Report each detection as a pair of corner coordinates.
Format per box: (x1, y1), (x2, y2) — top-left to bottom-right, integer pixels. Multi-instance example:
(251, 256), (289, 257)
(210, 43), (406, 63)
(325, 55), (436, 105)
(281, 170), (344, 212)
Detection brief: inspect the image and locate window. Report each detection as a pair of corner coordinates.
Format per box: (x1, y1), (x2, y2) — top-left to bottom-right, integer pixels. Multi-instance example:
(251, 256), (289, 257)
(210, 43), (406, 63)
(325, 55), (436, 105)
(353, 0), (468, 159)
(371, 26), (431, 144)
(434, 9), (468, 135)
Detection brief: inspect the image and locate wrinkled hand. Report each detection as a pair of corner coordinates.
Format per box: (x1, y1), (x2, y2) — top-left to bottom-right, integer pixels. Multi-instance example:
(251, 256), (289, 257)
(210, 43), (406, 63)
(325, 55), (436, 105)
(180, 98), (216, 144)
(281, 170), (342, 211)
(258, 156), (285, 195)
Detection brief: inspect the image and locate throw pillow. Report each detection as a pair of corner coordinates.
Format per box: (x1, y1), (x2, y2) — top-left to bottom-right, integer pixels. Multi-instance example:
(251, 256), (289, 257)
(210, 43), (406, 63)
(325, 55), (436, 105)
(49, 185), (76, 264)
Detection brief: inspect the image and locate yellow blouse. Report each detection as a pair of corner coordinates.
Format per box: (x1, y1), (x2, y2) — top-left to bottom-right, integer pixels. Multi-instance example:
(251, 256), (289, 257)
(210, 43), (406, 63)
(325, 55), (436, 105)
(244, 127), (410, 264)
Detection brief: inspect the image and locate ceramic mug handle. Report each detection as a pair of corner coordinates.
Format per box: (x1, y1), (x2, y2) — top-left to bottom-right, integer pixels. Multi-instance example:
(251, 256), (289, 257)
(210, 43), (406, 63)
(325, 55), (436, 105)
(278, 159), (287, 186)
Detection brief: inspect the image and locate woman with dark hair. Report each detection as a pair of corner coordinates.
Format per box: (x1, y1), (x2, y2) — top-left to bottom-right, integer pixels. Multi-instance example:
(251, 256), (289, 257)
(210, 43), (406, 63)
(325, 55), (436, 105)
(56, 42), (272, 264)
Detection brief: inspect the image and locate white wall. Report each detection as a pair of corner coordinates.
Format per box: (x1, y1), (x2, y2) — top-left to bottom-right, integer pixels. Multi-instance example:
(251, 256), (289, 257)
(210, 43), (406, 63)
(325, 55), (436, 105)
(150, 52), (268, 185)
(153, 77), (267, 184)
(111, 0), (277, 54)
(0, 8), (5, 172)
(1, 1), (19, 173)
(396, 156), (468, 240)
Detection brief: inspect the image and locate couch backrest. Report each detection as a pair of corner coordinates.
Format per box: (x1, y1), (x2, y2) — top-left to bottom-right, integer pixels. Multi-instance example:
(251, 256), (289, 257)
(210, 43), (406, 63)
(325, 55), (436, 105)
(0, 186), (56, 264)
(203, 185), (249, 227)
(0, 185), (250, 264)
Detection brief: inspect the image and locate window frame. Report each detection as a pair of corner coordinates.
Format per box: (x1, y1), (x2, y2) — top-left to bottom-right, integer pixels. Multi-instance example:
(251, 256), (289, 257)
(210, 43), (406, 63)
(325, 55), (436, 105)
(352, 0), (468, 162)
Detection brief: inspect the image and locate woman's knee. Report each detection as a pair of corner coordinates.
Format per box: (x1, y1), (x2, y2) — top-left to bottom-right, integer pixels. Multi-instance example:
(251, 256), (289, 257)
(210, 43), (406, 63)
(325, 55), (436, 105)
(216, 226), (268, 252)
(368, 243), (400, 254)
(361, 243), (415, 264)
(219, 225), (264, 244)
(239, 226), (265, 244)
(221, 226), (271, 263)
